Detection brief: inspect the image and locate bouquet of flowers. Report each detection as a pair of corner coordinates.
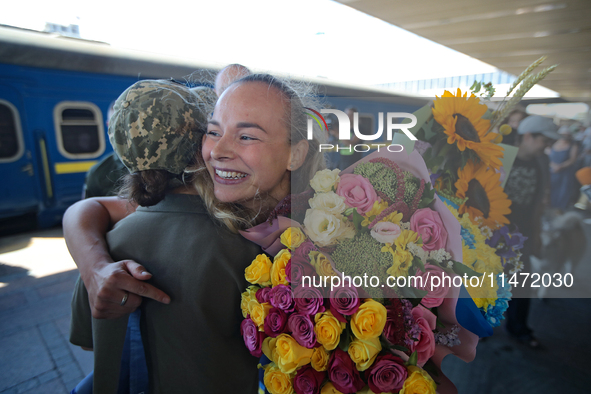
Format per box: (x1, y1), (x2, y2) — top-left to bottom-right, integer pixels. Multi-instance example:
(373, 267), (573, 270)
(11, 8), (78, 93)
(239, 149), (484, 394)
(406, 56), (557, 327)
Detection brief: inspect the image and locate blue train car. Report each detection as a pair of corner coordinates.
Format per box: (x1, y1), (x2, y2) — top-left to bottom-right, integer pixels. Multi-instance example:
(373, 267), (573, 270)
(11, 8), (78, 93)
(0, 25), (218, 230)
(0, 25), (427, 231)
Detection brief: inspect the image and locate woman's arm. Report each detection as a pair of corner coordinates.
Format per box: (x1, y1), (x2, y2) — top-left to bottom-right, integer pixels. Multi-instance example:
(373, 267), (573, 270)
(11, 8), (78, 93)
(63, 197), (170, 319)
(552, 144), (580, 172)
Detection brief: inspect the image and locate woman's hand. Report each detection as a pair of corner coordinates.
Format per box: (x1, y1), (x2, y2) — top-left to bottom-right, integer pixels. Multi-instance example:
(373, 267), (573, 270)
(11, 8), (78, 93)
(63, 197), (170, 319)
(550, 162), (563, 173)
(87, 259), (170, 319)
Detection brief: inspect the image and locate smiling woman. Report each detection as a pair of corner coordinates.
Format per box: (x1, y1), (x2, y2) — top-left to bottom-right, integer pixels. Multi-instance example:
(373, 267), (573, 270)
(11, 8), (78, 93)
(190, 73), (326, 228)
(63, 73), (327, 393)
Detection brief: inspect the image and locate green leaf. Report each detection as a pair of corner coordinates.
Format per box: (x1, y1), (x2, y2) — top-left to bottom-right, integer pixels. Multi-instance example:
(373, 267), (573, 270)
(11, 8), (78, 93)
(338, 325), (351, 352)
(451, 260), (483, 277)
(436, 319), (446, 329)
(413, 255), (426, 273)
(407, 351), (418, 367)
(352, 210), (364, 232)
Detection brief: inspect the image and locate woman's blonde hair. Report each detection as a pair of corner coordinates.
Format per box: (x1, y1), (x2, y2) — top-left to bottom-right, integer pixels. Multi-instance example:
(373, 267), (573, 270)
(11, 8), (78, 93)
(188, 73), (327, 232)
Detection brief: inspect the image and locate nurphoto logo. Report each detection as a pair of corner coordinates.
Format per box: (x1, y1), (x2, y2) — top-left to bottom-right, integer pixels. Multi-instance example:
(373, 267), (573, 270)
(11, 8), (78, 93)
(305, 108), (417, 153)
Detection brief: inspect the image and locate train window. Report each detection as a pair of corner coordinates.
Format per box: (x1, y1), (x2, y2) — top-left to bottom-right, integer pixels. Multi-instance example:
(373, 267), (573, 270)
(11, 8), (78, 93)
(54, 102), (105, 159)
(0, 100), (24, 163)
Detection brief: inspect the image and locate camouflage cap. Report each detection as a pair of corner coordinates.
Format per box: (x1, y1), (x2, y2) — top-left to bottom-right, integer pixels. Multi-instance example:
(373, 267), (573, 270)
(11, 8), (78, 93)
(109, 79), (215, 174)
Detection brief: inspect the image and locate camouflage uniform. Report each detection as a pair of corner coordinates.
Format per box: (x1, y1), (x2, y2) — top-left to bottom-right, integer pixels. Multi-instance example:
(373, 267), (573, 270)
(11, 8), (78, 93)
(109, 79), (215, 174)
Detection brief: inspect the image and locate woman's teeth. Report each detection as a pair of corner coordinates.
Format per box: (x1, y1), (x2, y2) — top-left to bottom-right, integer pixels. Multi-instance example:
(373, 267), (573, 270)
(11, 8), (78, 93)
(216, 169), (247, 179)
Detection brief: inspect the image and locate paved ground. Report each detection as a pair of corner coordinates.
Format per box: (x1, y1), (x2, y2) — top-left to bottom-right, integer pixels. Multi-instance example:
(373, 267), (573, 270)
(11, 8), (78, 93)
(0, 228), (92, 394)
(0, 215), (590, 393)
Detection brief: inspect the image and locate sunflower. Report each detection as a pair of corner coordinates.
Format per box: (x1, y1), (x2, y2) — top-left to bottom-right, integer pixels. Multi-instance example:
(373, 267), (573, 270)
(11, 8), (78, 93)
(432, 88), (504, 170)
(455, 160), (511, 229)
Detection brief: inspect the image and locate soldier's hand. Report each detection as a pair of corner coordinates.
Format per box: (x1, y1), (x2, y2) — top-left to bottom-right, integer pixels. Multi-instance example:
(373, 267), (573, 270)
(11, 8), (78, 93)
(86, 260), (170, 319)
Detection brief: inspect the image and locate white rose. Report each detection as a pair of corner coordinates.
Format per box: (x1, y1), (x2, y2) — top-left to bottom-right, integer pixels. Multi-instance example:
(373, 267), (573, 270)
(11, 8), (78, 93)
(303, 209), (354, 247)
(308, 191), (347, 215)
(309, 169), (340, 193)
(370, 221), (402, 244)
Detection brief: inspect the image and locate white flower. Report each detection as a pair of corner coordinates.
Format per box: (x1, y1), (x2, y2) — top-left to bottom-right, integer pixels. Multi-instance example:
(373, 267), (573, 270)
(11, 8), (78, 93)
(407, 241), (427, 263)
(308, 191), (347, 215)
(370, 221), (402, 244)
(303, 209), (354, 247)
(481, 226), (493, 239)
(509, 260), (524, 274)
(428, 249), (451, 263)
(309, 168), (340, 193)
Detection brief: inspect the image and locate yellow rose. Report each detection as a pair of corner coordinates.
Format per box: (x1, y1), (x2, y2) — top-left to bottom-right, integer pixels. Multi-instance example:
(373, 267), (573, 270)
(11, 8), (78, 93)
(350, 300), (387, 340)
(311, 346), (330, 372)
(272, 249), (291, 286)
(399, 366), (437, 394)
(314, 311), (346, 351)
(321, 382), (344, 394)
(280, 227), (306, 251)
(250, 301), (272, 331)
(309, 251), (338, 278)
(264, 364), (295, 394)
(245, 254), (273, 286)
(240, 285), (259, 318)
(267, 334), (314, 374)
(347, 336), (382, 371)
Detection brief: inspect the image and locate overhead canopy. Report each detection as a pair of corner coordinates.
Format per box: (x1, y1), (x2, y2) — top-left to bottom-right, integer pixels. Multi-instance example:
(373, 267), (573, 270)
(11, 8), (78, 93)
(335, 0), (591, 100)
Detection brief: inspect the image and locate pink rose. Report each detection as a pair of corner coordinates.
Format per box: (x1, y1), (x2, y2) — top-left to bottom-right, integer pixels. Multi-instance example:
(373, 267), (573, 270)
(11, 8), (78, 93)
(415, 264), (451, 308)
(410, 306), (436, 367)
(410, 208), (448, 251)
(327, 348), (365, 393)
(365, 354), (407, 394)
(335, 174), (378, 215)
(294, 365), (325, 394)
(370, 222), (402, 244)
(241, 318), (266, 357)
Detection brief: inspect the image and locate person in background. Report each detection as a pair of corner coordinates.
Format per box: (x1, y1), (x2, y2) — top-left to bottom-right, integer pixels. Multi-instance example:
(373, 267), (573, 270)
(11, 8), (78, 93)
(499, 109), (527, 146)
(549, 125), (580, 211)
(503, 115), (560, 348)
(214, 63), (251, 96)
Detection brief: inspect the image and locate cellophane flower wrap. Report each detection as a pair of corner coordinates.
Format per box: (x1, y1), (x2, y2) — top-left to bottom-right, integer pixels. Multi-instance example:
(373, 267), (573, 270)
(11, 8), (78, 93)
(240, 149), (487, 394)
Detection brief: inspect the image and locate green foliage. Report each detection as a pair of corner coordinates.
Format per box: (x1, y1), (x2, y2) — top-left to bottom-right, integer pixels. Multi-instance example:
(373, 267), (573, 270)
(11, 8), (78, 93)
(470, 80), (495, 99)
(407, 351), (418, 367)
(352, 210), (364, 232)
(451, 260), (483, 277)
(338, 325), (352, 352)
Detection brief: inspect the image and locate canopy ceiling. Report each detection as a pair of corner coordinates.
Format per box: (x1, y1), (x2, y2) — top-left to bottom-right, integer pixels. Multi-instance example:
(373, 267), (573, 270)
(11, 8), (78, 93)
(336, 0), (591, 100)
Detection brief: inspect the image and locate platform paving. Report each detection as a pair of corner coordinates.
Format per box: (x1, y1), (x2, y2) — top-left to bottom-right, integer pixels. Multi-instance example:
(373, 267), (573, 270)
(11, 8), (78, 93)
(0, 228), (92, 394)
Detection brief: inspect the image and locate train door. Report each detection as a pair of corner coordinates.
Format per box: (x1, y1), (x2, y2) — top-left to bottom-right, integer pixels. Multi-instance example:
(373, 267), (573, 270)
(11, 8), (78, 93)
(0, 85), (40, 221)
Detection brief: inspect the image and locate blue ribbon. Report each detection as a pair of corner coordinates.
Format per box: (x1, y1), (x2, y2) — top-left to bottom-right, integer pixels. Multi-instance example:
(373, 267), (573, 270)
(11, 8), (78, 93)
(456, 286), (493, 338)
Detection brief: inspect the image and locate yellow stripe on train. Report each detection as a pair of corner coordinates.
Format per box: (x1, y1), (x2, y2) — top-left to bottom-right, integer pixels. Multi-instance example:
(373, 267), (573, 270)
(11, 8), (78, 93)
(54, 161), (97, 174)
